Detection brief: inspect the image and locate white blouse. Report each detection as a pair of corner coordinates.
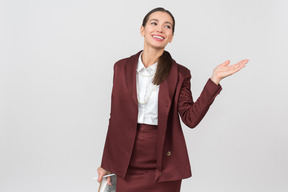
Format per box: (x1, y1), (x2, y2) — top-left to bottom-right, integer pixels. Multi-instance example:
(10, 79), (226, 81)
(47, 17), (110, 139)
(136, 52), (159, 125)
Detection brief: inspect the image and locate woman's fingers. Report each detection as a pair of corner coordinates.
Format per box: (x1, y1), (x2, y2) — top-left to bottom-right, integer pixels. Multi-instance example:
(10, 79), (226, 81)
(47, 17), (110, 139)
(107, 176), (112, 186)
(237, 59), (249, 67)
(212, 59), (248, 83)
(215, 59), (248, 78)
(97, 167), (106, 182)
(96, 167), (112, 186)
(242, 59), (249, 64)
(232, 59), (248, 72)
(221, 60), (231, 66)
(97, 167), (104, 183)
(97, 171), (104, 183)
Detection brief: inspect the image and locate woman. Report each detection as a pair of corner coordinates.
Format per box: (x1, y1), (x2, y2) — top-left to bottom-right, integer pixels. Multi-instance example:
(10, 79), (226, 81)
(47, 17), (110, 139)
(97, 7), (248, 192)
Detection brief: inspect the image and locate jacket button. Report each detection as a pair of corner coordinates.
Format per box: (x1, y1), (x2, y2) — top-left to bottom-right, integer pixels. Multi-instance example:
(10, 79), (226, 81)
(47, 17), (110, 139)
(167, 151), (171, 156)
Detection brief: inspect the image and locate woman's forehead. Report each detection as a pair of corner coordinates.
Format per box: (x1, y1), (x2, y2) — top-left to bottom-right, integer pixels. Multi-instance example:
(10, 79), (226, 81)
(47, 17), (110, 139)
(148, 11), (173, 24)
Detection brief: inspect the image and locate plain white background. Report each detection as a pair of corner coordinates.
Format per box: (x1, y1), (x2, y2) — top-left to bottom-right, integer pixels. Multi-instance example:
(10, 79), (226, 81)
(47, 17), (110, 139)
(0, 0), (287, 191)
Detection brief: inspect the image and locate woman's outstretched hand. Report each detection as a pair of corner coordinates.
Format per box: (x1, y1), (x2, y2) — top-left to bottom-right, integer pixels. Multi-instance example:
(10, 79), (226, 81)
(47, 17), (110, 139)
(211, 59), (249, 85)
(97, 166), (112, 186)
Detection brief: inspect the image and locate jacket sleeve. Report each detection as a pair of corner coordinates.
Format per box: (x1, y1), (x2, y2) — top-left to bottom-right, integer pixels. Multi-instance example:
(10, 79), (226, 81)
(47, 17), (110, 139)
(100, 62), (119, 171)
(178, 71), (222, 128)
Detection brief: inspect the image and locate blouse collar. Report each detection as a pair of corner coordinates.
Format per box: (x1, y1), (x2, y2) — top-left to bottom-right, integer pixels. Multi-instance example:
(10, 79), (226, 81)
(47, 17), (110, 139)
(136, 51), (158, 75)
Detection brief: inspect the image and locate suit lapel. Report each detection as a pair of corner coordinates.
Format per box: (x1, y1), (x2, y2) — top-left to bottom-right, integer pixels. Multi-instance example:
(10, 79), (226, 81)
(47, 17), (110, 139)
(126, 51), (142, 107)
(158, 59), (178, 133)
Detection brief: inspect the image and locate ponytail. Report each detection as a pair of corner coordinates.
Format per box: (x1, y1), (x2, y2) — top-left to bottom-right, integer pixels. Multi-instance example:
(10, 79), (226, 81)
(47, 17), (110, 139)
(153, 51), (173, 85)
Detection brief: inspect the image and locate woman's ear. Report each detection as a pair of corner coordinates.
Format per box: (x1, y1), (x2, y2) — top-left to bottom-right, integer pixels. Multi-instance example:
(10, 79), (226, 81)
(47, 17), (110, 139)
(140, 26), (145, 37)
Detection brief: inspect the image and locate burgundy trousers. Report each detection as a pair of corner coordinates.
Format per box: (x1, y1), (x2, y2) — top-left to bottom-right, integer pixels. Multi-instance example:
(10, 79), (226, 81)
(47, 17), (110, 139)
(116, 123), (182, 192)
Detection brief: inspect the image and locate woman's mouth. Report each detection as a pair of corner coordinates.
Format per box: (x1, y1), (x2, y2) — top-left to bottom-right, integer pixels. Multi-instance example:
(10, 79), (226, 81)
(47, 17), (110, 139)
(152, 35), (165, 41)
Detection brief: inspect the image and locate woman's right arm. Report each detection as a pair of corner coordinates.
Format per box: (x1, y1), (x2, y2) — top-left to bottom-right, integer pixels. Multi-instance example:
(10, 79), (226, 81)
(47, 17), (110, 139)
(97, 63), (120, 186)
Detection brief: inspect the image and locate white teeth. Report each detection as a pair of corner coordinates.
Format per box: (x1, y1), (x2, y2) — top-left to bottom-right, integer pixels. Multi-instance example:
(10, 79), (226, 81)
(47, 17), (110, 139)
(153, 35), (164, 39)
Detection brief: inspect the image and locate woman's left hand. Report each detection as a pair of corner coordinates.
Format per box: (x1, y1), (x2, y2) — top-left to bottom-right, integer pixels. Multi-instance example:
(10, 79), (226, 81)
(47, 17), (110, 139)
(211, 59), (249, 85)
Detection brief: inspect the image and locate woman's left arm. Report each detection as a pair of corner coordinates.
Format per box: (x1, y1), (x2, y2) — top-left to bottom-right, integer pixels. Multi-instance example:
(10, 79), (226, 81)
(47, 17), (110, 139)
(178, 59), (248, 128)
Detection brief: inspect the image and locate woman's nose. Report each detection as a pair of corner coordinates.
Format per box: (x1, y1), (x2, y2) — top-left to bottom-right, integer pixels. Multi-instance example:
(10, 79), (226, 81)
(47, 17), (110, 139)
(156, 27), (163, 33)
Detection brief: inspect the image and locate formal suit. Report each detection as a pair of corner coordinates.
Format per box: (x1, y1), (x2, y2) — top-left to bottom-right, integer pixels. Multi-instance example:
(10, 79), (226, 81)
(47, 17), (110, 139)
(101, 50), (222, 183)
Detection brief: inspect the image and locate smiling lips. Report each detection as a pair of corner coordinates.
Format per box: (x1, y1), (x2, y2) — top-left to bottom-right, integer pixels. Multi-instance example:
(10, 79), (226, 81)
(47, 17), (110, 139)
(152, 35), (165, 41)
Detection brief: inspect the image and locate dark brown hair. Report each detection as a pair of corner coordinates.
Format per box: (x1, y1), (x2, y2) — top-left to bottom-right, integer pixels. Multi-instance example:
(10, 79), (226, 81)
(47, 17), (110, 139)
(142, 7), (175, 85)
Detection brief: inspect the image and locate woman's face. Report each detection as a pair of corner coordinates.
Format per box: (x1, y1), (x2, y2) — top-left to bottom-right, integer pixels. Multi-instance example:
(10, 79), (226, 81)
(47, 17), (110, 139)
(140, 11), (174, 50)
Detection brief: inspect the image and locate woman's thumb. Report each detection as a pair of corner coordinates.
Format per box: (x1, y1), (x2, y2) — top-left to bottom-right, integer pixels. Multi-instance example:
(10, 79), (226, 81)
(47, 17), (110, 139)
(222, 60), (230, 66)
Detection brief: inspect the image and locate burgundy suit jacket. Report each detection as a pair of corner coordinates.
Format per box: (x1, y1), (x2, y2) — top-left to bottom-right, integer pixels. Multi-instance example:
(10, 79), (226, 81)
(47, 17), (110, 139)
(101, 50), (222, 183)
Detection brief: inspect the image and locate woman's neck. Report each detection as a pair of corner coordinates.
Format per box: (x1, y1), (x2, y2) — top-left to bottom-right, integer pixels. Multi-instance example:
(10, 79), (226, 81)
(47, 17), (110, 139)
(141, 47), (164, 68)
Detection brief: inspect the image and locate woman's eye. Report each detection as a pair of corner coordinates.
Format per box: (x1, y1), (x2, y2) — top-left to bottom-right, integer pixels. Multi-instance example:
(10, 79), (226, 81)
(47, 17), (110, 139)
(151, 22), (157, 25)
(165, 25), (171, 29)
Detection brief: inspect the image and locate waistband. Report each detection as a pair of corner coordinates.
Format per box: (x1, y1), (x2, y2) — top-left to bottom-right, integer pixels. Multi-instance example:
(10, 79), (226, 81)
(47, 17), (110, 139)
(137, 123), (158, 132)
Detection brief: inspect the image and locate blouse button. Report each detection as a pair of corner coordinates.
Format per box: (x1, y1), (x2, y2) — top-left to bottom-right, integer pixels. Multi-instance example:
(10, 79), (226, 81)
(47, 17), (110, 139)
(167, 151), (171, 156)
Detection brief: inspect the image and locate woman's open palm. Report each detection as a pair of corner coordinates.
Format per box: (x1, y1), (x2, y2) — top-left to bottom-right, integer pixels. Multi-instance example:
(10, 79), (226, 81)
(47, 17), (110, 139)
(211, 59), (249, 84)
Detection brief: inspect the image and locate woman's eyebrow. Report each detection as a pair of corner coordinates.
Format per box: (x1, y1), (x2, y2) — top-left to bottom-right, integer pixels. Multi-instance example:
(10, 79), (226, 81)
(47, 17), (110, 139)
(164, 21), (172, 26)
(149, 19), (172, 25)
(149, 19), (159, 22)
